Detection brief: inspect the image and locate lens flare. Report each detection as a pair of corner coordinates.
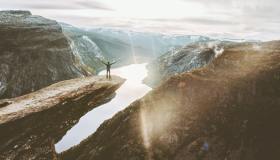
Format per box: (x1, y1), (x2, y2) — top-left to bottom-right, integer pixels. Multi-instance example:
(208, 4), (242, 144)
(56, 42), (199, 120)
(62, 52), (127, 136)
(140, 108), (151, 149)
(139, 95), (179, 159)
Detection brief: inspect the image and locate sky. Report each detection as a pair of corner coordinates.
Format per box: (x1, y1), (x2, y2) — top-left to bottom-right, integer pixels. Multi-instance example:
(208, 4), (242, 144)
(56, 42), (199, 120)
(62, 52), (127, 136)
(1, 0), (280, 40)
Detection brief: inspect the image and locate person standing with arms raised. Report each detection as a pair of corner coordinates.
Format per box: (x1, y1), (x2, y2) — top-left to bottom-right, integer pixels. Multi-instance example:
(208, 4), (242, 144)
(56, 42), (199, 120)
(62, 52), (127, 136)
(100, 59), (118, 79)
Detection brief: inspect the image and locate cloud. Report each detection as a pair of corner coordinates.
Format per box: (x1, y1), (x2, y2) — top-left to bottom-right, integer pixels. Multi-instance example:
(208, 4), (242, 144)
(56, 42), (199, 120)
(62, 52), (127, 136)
(75, 1), (113, 10)
(1, 0), (280, 40)
(148, 17), (237, 26)
(183, 18), (236, 25)
(0, 0), (113, 10)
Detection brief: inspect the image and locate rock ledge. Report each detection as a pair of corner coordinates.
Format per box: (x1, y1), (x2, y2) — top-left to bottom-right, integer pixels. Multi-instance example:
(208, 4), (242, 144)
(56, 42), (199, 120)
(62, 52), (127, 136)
(0, 75), (125, 125)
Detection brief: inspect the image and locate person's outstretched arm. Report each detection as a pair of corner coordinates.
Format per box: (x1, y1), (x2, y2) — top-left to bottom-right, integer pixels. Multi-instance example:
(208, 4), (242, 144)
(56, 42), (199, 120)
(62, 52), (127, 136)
(110, 59), (120, 65)
(101, 61), (107, 65)
(98, 58), (107, 65)
(110, 61), (116, 65)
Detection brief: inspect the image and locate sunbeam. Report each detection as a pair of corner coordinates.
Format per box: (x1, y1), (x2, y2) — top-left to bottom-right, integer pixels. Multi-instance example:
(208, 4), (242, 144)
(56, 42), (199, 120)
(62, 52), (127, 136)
(151, 37), (156, 58)
(127, 31), (137, 63)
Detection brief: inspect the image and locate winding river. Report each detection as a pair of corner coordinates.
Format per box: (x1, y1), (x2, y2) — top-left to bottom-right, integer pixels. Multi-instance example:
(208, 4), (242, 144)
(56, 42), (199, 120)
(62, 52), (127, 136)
(55, 63), (152, 153)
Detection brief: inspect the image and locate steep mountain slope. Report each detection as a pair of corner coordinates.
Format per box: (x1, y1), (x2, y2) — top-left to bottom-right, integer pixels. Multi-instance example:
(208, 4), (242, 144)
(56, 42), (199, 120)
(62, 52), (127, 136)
(88, 28), (211, 58)
(61, 24), (212, 72)
(144, 41), (233, 87)
(60, 23), (106, 73)
(62, 41), (280, 160)
(0, 11), (89, 99)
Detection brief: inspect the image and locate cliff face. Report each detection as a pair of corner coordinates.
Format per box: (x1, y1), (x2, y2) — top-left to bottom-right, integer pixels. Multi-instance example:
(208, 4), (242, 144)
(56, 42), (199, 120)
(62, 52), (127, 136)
(0, 11), (89, 99)
(144, 41), (230, 87)
(0, 75), (125, 159)
(60, 23), (106, 74)
(62, 41), (280, 160)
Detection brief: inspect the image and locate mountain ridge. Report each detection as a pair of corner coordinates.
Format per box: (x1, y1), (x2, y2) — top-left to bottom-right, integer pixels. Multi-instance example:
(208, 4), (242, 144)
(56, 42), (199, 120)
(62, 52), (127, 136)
(61, 40), (280, 160)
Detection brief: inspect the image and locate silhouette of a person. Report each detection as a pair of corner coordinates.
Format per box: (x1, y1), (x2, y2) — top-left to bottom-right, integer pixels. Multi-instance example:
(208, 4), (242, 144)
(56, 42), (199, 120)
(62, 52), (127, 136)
(101, 60), (117, 79)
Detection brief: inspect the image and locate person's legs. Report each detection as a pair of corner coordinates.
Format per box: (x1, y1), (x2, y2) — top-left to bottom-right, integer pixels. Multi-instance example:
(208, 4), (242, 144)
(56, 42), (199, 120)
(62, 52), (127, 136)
(106, 70), (109, 79)
(109, 70), (111, 79)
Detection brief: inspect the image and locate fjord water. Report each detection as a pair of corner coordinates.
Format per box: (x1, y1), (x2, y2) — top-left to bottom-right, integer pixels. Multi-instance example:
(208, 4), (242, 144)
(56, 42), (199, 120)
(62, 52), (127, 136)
(55, 63), (152, 153)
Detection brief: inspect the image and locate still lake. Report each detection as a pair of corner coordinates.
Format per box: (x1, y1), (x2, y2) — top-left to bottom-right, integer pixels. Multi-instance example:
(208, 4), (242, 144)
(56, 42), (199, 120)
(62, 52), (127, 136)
(55, 63), (152, 153)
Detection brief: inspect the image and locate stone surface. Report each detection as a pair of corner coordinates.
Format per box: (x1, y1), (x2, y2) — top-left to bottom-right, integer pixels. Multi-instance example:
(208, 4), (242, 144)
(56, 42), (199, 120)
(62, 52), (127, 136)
(144, 41), (231, 87)
(0, 75), (125, 160)
(60, 23), (106, 74)
(62, 41), (280, 160)
(0, 10), (89, 99)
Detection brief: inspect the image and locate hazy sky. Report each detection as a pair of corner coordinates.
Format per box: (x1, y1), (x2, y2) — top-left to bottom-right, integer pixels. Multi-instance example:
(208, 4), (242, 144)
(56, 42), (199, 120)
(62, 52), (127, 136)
(1, 0), (280, 40)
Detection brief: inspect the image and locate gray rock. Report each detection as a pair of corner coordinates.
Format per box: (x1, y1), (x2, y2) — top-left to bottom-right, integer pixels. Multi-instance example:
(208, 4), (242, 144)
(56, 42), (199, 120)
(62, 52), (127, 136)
(0, 10), (90, 99)
(144, 41), (231, 87)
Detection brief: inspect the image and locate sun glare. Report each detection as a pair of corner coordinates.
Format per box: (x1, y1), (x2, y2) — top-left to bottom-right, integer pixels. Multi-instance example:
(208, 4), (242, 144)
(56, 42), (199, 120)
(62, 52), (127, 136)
(101, 0), (205, 19)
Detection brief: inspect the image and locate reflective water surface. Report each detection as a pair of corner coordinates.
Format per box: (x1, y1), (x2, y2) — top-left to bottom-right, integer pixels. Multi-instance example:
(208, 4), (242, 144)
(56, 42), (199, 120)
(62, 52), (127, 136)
(55, 63), (151, 153)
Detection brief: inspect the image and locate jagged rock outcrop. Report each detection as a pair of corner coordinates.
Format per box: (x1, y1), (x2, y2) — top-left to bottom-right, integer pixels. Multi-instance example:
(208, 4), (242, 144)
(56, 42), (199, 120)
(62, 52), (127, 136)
(62, 41), (280, 160)
(144, 41), (230, 87)
(0, 75), (125, 159)
(0, 10), (89, 99)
